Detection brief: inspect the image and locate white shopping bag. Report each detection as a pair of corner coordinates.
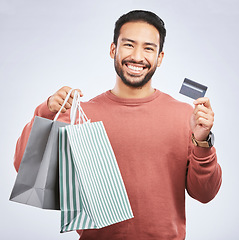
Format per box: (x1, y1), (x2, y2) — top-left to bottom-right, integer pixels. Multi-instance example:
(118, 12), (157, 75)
(59, 92), (134, 232)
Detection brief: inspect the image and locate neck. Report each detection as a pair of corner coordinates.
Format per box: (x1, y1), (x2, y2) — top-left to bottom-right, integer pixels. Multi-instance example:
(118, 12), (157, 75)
(111, 78), (155, 99)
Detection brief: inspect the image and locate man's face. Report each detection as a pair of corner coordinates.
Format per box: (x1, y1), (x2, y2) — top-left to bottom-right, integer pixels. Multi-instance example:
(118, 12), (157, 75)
(110, 21), (164, 88)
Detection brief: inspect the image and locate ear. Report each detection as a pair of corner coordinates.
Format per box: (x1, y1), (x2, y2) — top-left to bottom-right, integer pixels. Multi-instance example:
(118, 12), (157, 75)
(110, 42), (116, 59)
(157, 51), (164, 67)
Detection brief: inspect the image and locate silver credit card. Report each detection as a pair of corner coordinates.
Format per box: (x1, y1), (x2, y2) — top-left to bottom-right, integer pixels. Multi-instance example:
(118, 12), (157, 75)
(179, 78), (208, 99)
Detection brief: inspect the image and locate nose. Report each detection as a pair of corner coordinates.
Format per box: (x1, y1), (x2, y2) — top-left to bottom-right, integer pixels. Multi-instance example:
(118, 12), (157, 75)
(131, 46), (144, 62)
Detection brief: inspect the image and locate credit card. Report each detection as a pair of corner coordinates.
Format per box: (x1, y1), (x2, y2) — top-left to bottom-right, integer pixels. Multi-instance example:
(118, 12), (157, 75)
(179, 78), (208, 99)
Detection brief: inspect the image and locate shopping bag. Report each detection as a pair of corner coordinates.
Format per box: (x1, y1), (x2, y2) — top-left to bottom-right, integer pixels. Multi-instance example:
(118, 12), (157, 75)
(59, 94), (134, 232)
(10, 90), (75, 209)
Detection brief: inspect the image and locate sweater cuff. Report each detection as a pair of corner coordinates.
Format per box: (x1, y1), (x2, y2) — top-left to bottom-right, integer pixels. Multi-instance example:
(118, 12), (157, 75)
(192, 145), (216, 159)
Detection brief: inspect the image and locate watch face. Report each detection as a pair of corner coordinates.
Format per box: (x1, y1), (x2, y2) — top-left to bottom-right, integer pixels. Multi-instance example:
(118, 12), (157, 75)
(208, 132), (215, 147)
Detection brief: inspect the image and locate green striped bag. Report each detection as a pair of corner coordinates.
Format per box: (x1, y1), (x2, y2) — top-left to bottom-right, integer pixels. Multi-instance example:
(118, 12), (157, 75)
(59, 99), (134, 232)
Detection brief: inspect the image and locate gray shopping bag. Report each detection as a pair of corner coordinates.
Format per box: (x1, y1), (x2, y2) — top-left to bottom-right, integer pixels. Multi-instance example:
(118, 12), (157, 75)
(59, 101), (134, 232)
(10, 116), (68, 209)
(10, 89), (77, 210)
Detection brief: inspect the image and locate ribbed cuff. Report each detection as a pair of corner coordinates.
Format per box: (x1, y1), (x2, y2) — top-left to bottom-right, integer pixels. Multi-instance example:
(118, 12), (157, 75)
(192, 145), (216, 159)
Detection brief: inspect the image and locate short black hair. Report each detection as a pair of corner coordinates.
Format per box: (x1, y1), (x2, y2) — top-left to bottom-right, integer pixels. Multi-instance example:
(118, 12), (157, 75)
(113, 10), (166, 52)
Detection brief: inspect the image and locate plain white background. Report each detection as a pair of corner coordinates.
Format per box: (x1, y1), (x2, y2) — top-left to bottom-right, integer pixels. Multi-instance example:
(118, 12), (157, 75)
(1, 0), (238, 239)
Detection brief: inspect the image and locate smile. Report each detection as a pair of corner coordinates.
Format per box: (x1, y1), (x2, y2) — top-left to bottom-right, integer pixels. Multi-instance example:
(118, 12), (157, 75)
(127, 64), (143, 71)
(125, 63), (147, 75)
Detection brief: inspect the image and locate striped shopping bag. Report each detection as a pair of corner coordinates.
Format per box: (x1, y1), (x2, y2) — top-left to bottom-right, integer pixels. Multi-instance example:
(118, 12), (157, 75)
(59, 110), (134, 232)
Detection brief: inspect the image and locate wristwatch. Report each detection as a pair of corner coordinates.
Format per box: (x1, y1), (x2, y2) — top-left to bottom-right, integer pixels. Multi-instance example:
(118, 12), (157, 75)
(191, 131), (214, 148)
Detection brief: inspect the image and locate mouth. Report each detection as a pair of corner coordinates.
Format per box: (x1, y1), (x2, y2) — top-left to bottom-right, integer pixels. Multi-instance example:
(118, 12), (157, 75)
(124, 62), (148, 75)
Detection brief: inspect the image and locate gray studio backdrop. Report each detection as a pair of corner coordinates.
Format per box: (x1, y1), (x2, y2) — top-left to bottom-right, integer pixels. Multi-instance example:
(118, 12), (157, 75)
(1, 0), (238, 239)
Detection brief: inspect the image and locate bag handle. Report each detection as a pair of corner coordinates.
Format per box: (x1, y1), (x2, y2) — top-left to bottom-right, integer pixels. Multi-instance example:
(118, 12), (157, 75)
(78, 104), (89, 124)
(71, 91), (89, 125)
(53, 89), (89, 124)
(70, 90), (79, 125)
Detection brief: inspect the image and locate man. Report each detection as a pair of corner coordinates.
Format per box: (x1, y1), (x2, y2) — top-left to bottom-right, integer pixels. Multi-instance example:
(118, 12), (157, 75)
(14, 10), (222, 240)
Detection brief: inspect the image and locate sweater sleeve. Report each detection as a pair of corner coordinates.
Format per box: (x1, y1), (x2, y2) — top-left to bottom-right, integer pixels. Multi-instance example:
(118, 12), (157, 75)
(186, 139), (222, 203)
(13, 101), (56, 172)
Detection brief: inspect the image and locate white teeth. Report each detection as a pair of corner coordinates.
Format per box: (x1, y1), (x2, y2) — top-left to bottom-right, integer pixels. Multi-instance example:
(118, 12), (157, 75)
(127, 64), (143, 71)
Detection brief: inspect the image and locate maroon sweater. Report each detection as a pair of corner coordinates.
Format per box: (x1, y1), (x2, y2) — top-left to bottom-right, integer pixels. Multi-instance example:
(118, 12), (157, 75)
(14, 90), (222, 240)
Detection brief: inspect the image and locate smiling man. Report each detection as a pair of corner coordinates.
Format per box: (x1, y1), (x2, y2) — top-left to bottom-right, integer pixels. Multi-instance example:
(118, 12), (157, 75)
(14, 10), (222, 240)
(111, 21), (163, 93)
(110, 14), (165, 98)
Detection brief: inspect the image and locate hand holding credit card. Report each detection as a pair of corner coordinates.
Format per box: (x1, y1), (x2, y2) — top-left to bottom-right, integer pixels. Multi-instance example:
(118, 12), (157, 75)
(179, 78), (208, 99)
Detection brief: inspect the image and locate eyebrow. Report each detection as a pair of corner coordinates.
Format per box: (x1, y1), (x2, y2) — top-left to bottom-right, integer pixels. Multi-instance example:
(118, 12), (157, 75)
(121, 38), (158, 48)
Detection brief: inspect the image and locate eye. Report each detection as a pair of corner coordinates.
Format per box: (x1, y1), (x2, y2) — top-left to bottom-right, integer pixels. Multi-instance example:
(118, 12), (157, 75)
(145, 47), (154, 52)
(124, 43), (134, 48)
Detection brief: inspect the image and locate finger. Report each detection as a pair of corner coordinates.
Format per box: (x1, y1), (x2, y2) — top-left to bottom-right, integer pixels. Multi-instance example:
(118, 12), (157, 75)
(195, 114), (214, 128)
(51, 87), (83, 112)
(59, 90), (82, 109)
(67, 96), (74, 106)
(193, 97), (212, 109)
(194, 107), (214, 123)
(52, 100), (70, 113)
(68, 89), (84, 105)
(55, 95), (72, 110)
(60, 86), (72, 95)
(194, 104), (212, 115)
(54, 95), (65, 105)
(57, 88), (74, 106)
(60, 106), (67, 113)
(194, 112), (214, 128)
(58, 89), (69, 100)
(71, 89), (84, 98)
(52, 95), (72, 111)
(48, 101), (61, 113)
(194, 111), (209, 121)
(48, 86), (73, 113)
(63, 101), (72, 109)
(75, 89), (83, 97)
(55, 86), (73, 102)
(47, 95), (63, 112)
(63, 90), (82, 109)
(194, 108), (214, 123)
(195, 117), (214, 130)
